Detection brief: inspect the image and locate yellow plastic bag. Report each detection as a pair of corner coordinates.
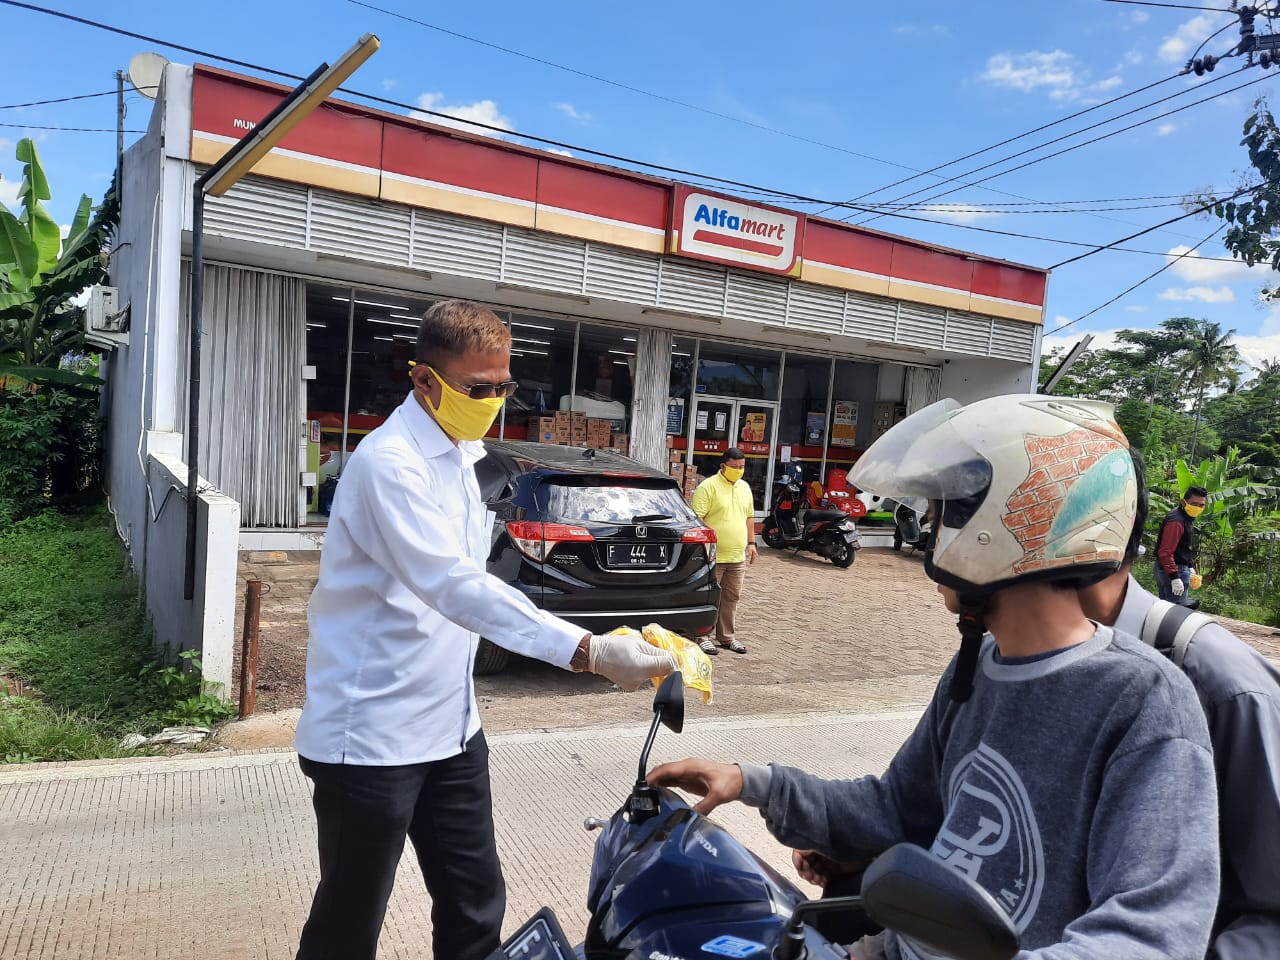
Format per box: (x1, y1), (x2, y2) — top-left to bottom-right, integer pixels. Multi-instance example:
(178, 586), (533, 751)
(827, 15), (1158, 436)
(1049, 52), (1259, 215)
(1189, 571), (1203, 590)
(643, 623), (714, 704)
(603, 625), (714, 703)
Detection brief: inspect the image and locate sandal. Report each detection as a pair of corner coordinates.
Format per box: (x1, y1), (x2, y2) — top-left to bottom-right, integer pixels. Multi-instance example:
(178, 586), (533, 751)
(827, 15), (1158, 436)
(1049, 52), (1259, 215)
(719, 639), (747, 655)
(697, 639), (720, 656)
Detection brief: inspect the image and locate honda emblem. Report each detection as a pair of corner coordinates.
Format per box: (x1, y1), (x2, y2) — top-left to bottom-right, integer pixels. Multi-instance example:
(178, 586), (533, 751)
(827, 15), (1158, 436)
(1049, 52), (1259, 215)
(636, 525), (648, 539)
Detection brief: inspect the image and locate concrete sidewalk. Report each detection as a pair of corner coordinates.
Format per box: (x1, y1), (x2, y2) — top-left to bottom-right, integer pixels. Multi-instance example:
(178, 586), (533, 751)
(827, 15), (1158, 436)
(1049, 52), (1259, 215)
(0, 708), (920, 960)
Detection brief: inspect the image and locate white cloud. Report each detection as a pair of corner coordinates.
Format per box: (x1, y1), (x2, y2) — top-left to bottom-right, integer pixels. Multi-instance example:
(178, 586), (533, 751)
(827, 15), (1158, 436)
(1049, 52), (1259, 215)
(1044, 326), (1280, 373)
(1157, 122), (1177, 136)
(892, 22), (949, 35)
(381, 78), (397, 91)
(916, 203), (1001, 223)
(1157, 285), (1235, 303)
(552, 102), (591, 123)
(1124, 305), (1148, 313)
(1093, 75), (1123, 93)
(1132, 10), (1150, 24)
(981, 50), (1081, 101)
(1159, 14), (1218, 64)
(548, 147), (574, 157)
(0, 175), (19, 211)
(1167, 245), (1265, 285)
(411, 92), (514, 137)
(1124, 49), (1144, 66)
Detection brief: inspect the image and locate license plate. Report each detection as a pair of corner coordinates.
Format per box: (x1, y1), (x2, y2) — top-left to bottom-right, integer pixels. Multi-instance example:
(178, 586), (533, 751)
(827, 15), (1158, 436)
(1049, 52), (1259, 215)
(500, 907), (574, 959)
(606, 542), (669, 568)
(842, 530), (860, 543)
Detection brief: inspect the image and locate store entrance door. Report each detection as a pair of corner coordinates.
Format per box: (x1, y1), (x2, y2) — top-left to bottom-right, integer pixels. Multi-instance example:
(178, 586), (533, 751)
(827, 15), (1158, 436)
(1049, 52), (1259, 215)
(690, 396), (778, 515)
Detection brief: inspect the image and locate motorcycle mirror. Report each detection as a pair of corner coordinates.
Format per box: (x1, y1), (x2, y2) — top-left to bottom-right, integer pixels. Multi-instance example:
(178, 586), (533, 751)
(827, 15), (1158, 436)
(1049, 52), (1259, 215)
(860, 844), (1018, 960)
(652, 671), (685, 734)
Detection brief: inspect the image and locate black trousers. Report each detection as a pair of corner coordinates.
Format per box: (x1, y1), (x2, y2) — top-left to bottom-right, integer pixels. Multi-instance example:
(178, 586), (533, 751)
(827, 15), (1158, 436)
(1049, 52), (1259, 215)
(296, 731), (505, 960)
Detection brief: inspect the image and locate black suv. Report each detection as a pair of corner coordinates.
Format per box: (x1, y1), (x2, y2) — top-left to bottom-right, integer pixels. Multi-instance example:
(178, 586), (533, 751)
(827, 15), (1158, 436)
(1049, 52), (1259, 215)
(474, 441), (720, 674)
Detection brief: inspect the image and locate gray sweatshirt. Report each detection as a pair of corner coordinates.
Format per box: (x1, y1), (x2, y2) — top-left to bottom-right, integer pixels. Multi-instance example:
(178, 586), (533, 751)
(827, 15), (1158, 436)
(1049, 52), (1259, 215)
(1114, 576), (1280, 960)
(740, 626), (1219, 960)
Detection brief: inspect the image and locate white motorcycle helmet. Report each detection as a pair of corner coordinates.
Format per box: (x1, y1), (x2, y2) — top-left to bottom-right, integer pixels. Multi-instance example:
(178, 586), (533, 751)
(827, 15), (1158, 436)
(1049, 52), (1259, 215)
(851, 394), (1136, 699)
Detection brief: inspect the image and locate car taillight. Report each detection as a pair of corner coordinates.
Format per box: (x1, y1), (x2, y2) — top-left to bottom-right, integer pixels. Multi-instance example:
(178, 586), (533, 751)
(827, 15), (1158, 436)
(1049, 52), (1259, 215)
(505, 520), (594, 562)
(682, 526), (717, 565)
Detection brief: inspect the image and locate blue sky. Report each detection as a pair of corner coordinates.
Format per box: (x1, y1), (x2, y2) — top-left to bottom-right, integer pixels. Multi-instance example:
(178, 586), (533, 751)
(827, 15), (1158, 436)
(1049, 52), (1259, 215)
(4, 0), (1280, 369)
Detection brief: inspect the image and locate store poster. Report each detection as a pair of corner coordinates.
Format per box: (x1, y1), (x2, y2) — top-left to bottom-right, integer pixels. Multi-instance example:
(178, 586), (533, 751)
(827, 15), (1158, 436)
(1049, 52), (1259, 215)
(714, 410), (728, 432)
(666, 397), (686, 434)
(696, 408), (710, 431)
(740, 412), (767, 443)
(832, 401), (859, 443)
(805, 411), (826, 444)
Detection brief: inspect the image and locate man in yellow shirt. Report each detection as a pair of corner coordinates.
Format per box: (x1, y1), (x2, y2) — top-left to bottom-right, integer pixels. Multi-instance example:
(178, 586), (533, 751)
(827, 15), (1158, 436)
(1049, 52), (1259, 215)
(690, 448), (757, 656)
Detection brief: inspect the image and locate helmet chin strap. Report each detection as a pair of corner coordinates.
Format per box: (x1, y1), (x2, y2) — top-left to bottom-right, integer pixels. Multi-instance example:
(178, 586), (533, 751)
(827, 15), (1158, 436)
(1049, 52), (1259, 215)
(949, 592), (989, 703)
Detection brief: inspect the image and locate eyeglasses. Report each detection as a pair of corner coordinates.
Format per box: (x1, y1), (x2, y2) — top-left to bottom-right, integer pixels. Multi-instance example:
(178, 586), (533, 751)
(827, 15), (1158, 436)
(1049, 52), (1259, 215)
(429, 365), (519, 400)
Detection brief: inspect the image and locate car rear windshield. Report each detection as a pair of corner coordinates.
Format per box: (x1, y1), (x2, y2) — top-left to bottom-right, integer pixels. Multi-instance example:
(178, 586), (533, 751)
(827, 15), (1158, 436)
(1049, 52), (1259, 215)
(542, 480), (697, 525)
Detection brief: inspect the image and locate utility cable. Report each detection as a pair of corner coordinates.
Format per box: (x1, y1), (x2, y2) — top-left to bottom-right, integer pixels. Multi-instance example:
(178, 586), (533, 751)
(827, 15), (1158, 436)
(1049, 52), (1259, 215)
(814, 73), (1184, 215)
(844, 68), (1274, 231)
(1048, 185), (1255, 270)
(850, 66), (1249, 226)
(0, 90), (117, 110)
(1047, 222), (1228, 336)
(0, 121), (142, 132)
(344, 0), (948, 179)
(1101, 1), (1240, 12)
(0, 0), (1255, 269)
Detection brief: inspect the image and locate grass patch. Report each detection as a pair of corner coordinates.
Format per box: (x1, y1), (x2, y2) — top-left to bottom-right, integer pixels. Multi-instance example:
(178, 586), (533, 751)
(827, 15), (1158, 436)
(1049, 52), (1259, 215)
(0, 506), (233, 762)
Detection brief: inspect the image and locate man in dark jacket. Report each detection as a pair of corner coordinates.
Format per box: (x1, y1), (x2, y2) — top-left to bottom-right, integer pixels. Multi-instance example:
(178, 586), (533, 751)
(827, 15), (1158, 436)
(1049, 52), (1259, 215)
(1156, 485), (1207, 605)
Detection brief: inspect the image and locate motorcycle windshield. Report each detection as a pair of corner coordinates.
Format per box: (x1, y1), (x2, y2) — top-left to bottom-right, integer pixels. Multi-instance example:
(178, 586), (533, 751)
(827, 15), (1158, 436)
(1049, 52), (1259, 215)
(849, 398), (992, 500)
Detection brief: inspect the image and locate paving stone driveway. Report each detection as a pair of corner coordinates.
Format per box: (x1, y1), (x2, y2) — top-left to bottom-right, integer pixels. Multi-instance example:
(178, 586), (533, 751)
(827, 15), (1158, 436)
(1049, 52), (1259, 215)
(234, 545), (1280, 734)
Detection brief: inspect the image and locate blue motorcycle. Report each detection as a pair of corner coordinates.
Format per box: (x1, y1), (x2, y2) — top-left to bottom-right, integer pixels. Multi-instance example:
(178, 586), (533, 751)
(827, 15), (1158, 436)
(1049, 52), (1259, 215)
(498, 673), (1018, 960)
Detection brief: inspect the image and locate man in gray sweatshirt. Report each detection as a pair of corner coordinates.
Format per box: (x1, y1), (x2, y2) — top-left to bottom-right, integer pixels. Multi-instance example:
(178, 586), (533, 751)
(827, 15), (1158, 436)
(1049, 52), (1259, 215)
(650, 395), (1220, 960)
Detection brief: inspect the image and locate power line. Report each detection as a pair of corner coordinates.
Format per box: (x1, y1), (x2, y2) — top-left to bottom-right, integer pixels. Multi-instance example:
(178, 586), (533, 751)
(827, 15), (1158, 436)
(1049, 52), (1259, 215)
(0, 121), (142, 132)
(1048, 184), (1256, 270)
(0, 0), (1255, 270)
(850, 66), (1246, 226)
(1101, 0), (1239, 12)
(344, 0), (951, 180)
(848, 68), (1277, 236)
(0, 90), (117, 110)
(814, 73), (1184, 215)
(1048, 222), (1228, 336)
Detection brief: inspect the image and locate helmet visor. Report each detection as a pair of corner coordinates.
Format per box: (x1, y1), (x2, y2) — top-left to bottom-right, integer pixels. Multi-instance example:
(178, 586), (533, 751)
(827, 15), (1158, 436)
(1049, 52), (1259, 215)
(850, 398), (993, 500)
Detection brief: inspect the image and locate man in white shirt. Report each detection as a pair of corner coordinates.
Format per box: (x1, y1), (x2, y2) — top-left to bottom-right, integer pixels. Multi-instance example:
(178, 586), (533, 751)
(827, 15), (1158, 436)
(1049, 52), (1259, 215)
(293, 300), (676, 960)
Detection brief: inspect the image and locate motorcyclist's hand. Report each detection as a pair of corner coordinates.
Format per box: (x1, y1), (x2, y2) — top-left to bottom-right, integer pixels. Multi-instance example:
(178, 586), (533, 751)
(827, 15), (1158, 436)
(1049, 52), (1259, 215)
(647, 759), (742, 815)
(1171, 577), (1185, 597)
(792, 849), (871, 888)
(587, 633), (676, 692)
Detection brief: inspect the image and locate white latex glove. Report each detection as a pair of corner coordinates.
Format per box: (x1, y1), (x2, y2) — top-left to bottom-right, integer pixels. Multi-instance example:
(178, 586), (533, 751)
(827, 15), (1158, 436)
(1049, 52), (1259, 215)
(588, 633), (677, 692)
(1170, 577), (1185, 598)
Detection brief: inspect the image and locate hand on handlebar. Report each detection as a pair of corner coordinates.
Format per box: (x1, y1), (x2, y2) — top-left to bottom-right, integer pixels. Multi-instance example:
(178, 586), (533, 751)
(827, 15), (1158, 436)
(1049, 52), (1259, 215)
(646, 758), (743, 816)
(792, 849), (872, 889)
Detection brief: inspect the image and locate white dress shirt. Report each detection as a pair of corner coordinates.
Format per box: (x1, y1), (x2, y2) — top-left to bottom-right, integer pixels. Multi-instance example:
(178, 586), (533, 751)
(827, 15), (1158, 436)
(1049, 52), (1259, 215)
(294, 393), (585, 765)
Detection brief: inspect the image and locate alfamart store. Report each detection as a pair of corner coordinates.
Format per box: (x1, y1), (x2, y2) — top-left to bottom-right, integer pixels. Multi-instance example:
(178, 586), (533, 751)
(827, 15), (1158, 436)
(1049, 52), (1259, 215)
(105, 62), (1049, 555)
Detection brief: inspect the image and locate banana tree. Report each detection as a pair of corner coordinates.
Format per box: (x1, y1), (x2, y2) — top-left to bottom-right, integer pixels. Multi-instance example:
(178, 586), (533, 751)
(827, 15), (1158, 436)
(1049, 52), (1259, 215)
(0, 137), (118, 387)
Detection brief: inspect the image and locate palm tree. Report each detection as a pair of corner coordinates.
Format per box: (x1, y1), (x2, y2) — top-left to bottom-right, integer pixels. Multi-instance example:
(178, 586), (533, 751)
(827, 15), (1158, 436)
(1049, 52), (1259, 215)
(1119, 318), (1199, 430)
(1183, 319), (1243, 461)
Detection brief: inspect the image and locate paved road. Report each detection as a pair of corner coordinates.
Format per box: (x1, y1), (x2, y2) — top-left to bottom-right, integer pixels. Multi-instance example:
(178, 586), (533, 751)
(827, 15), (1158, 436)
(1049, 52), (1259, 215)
(0, 709), (920, 960)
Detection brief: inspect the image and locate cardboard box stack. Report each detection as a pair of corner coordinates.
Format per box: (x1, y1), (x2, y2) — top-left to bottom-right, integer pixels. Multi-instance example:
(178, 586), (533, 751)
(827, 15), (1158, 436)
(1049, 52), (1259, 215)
(610, 432), (630, 456)
(530, 416), (557, 444)
(586, 418), (612, 449)
(568, 410), (587, 446)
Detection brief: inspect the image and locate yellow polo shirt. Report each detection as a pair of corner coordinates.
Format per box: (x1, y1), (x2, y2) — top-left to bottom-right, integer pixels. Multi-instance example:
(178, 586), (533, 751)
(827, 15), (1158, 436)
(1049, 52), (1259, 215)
(691, 473), (754, 564)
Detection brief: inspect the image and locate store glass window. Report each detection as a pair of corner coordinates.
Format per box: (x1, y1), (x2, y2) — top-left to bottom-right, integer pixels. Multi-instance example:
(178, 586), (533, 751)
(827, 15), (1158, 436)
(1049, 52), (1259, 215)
(776, 354), (833, 488)
(695, 341), (781, 401)
(571, 321), (637, 438)
(826, 358), (881, 476)
(503, 313), (577, 441)
(666, 336), (696, 451)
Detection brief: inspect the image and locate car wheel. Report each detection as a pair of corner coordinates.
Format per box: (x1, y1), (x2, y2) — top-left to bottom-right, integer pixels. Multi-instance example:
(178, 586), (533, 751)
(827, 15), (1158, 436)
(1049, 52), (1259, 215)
(829, 540), (855, 568)
(762, 525), (786, 549)
(473, 638), (511, 675)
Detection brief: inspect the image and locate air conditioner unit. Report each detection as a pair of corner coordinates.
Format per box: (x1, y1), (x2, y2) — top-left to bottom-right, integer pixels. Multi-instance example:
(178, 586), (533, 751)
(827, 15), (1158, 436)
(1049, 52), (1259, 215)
(83, 285), (129, 349)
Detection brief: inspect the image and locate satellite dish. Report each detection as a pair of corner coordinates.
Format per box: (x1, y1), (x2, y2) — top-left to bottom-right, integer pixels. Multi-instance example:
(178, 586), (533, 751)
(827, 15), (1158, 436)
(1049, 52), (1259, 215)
(127, 52), (170, 100)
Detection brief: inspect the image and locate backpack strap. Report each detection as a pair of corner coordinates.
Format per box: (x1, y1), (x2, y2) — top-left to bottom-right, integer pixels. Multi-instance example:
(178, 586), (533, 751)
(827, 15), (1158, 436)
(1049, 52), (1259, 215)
(1140, 599), (1214, 668)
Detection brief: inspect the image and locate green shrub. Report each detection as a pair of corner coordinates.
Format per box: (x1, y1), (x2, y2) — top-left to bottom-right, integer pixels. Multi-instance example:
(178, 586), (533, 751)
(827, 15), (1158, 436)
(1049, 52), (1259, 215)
(0, 386), (102, 520)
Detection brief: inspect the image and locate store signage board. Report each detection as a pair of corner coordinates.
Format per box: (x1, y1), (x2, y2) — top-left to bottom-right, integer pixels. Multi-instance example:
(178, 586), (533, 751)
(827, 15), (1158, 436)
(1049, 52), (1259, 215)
(669, 186), (805, 277)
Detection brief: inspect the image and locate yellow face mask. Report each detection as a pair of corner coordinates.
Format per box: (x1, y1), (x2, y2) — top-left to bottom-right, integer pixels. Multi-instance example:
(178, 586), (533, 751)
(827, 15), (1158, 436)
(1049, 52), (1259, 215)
(419, 365), (505, 442)
(1183, 503), (1206, 518)
(722, 466), (744, 484)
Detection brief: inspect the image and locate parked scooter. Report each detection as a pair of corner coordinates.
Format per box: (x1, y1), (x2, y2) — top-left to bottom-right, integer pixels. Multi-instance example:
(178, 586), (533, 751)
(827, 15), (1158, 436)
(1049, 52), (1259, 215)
(891, 496), (932, 553)
(496, 673), (1020, 960)
(762, 463), (860, 568)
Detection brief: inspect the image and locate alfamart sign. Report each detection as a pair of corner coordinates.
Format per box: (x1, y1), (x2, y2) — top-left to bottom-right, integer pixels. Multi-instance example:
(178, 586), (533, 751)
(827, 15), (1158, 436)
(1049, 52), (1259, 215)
(669, 186), (806, 277)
